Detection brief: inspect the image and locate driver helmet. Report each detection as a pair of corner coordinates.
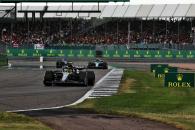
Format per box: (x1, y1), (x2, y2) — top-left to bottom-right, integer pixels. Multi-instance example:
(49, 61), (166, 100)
(95, 58), (100, 62)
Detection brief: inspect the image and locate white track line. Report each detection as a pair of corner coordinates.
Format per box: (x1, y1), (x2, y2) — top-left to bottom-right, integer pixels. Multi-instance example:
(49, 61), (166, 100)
(87, 69), (124, 98)
(65, 69), (115, 106)
(7, 69), (114, 113)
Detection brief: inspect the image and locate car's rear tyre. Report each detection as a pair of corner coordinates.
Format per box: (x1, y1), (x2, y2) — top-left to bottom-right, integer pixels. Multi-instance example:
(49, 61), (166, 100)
(44, 71), (54, 86)
(79, 72), (88, 86)
(87, 71), (95, 86)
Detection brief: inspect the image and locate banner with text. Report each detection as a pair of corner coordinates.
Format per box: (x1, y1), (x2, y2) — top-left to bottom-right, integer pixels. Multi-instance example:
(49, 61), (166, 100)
(155, 67), (178, 78)
(165, 73), (195, 87)
(102, 50), (195, 59)
(7, 49), (95, 58)
(150, 64), (169, 73)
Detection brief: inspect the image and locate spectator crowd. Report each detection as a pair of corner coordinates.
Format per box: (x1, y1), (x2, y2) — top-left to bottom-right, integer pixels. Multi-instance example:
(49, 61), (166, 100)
(1, 18), (194, 48)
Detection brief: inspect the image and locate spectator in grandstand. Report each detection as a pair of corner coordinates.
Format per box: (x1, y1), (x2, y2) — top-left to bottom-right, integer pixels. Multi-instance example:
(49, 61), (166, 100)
(0, 19), (193, 49)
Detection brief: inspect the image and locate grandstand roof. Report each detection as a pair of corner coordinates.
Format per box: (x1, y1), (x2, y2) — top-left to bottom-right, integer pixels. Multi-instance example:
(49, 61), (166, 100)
(9, 4), (195, 18)
(0, 0), (128, 3)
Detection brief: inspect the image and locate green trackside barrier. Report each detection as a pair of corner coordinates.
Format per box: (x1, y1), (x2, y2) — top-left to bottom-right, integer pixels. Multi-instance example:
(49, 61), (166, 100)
(6, 49), (195, 59)
(165, 73), (195, 87)
(7, 49), (95, 58)
(0, 54), (7, 66)
(103, 49), (124, 58)
(102, 50), (195, 59)
(155, 66), (178, 78)
(152, 65), (170, 77)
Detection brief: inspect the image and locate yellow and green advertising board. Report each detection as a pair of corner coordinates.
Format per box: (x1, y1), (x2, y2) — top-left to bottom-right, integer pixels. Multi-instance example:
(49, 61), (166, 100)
(7, 49), (95, 58)
(165, 73), (194, 87)
(7, 49), (195, 59)
(155, 66), (178, 78)
(150, 64), (169, 73)
(0, 54), (7, 66)
(102, 50), (195, 59)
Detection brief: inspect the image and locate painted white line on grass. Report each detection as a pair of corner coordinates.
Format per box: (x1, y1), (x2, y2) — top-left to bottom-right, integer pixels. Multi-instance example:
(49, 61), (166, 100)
(7, 69), (114, 113)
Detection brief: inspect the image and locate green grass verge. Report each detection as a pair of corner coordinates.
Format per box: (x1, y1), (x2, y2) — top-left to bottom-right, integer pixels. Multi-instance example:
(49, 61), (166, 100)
(75, 70), (195, 130)
(0, 112), (51, 130)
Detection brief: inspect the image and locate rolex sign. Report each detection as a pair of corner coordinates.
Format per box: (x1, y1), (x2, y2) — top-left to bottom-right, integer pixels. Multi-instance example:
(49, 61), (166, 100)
(164, 73), (195, 87)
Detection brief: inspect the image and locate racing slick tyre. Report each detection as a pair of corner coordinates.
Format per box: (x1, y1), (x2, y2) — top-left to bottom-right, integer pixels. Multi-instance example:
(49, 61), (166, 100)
(79, 72), (88, 86)
(44, 71), (54, 86)
(87, 71), (95, 86)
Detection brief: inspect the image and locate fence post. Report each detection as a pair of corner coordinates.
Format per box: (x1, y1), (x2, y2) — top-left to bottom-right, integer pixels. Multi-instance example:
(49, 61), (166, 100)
(40, 56), (43, 69)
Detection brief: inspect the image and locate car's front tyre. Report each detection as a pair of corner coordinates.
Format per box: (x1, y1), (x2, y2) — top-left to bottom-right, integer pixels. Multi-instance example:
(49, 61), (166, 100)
(87, 71), (95, 86)
(79, 71), (88, 86)
(43, 71), (54, 86)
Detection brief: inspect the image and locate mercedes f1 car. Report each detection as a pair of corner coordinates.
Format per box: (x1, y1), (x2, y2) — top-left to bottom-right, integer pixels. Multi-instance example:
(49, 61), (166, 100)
(43, 66), (95, 87)
(87, 59), (108, 69)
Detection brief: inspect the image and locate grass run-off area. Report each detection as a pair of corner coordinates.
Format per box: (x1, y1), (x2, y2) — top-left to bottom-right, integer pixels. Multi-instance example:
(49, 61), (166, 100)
(0, 112), (51, 130)
(75, 70), (195, 130)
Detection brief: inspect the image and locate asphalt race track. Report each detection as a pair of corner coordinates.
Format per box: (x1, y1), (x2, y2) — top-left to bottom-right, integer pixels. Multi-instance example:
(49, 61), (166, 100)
(0, 60), (186, 130)
(0, 67), (109, 111)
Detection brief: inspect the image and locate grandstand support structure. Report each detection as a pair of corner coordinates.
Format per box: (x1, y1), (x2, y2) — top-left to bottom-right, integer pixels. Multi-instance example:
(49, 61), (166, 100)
(76, 18), (114, 35)
(18, 2), (101, 13)
(192, 27), (195, 46)
(127, 21), (130, 47)
(0, 0), (128, 2)
(0, 6), (15, 19)
(0, 0), (129, 17)
(1, 6), (15, 19)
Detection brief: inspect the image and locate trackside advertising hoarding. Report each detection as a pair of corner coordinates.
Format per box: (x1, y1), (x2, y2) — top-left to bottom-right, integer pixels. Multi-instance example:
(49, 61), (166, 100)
(165, 73), (195, 88)
(155, 67), (178, 78)
(150, 64), (169, 72)
(102, 50), (195, 58)
(7, 49), (95, 58)
(0, 54), (7, 66)
(8, 49), (195, 59)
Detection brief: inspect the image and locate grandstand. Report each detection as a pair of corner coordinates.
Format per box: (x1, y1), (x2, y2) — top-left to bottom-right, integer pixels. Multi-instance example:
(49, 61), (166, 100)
(1, 1), (195, 58)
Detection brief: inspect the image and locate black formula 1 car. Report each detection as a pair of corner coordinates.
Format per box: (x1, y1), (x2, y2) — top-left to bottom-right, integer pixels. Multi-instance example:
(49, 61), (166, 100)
(43, 66), (95, 87)
(87, 59), (108, 69)
(56, 59), (73, 68)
